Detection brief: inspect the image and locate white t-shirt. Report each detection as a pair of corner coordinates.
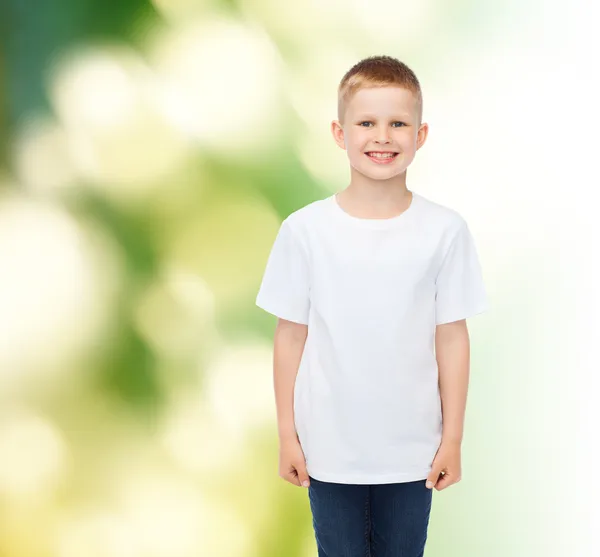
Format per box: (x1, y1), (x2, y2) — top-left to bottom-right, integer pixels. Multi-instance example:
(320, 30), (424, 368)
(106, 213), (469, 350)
(256, 191), (489, 485)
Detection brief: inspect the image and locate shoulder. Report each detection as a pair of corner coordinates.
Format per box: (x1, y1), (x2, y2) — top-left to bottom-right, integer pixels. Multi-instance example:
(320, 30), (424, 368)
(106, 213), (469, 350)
(282, 196), (330, 234)
(415, 192), (468, 235)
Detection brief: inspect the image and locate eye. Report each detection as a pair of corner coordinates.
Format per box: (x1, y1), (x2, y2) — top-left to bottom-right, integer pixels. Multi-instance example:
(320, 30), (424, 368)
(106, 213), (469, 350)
(358, 121), (406, 127)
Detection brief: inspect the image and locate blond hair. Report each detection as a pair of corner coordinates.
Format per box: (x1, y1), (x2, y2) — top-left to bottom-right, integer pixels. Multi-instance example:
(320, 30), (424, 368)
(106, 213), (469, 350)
(337, 55), (423, 126)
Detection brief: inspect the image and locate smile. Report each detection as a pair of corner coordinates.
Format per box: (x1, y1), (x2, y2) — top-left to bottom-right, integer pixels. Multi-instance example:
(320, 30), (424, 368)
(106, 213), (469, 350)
(365, 152), (399, 164)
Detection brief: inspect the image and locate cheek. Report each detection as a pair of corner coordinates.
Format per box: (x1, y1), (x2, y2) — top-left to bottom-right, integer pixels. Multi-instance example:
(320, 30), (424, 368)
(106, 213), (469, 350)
(346, 140), (364, 155)
(343, 133), (359, 147)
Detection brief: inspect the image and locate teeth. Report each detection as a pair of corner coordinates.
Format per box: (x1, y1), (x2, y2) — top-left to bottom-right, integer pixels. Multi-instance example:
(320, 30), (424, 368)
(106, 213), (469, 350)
(368, 152), (396, 159)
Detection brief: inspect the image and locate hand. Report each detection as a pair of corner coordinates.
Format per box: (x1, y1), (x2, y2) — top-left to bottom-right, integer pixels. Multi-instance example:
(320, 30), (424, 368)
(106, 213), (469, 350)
(425, 440), (462, 491)
(279, 437), (311, 488)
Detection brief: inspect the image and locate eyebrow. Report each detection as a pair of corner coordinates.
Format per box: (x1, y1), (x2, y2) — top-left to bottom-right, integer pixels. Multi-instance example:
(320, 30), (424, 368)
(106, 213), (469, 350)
(355, 114), (411, 119)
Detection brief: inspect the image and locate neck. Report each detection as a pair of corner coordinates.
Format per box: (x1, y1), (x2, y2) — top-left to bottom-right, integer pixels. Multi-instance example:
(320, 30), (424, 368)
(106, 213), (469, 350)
(345, 168), (410, 201)
(337, 171), (413, 219)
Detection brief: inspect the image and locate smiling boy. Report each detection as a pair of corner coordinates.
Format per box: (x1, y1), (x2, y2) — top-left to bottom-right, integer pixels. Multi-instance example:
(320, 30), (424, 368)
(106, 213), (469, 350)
(256, 55), (489, 556)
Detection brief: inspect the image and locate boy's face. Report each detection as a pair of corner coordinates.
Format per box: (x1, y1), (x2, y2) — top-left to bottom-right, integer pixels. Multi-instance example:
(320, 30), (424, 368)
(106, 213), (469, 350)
(331, 86), (428, 182)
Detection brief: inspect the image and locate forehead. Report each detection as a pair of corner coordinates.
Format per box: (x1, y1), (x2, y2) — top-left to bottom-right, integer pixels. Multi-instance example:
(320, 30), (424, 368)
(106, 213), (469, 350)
(347, 86), (417, 117)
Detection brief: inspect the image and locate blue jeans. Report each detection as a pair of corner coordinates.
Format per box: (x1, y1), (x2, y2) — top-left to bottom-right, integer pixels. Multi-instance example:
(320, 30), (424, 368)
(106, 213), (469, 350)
(307, 475), (433, 557)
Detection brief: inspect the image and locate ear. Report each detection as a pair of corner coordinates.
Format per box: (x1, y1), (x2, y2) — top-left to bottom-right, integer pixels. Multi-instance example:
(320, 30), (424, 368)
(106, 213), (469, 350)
(331, 120), (346, 150)
(416, 122), (429, 151)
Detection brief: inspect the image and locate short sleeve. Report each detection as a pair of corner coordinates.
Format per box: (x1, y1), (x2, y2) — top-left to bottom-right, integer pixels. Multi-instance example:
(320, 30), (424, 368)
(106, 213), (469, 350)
(255, 219), (311, 325)
(435, 221), (489, 325)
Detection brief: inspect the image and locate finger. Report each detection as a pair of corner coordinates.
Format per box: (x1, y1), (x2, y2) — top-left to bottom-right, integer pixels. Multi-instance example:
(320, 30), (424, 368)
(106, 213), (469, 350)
(285, 471), (301, 486)
(434, 473), (454, 491)
(295, 466), (310, 488)
(426, 469), (443, 489)
(281, 465), (301, 486)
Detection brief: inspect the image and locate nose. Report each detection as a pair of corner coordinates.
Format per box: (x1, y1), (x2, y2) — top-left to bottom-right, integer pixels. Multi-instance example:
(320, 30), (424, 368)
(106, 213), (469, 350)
(375, 126), (391, 144)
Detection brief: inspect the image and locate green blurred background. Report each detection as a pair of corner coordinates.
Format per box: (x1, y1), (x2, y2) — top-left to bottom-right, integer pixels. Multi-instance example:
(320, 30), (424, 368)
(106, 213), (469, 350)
(0, 0), (597, 555)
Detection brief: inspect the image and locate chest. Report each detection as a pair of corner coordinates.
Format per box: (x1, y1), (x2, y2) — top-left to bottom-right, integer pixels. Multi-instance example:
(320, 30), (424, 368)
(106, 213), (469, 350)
(307, 225), (441, 311)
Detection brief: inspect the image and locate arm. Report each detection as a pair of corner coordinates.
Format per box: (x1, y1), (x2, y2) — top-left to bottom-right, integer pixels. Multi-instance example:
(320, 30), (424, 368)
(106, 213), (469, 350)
(273, 318), (308, 443)
(425, 318), (470, 490)
(436, 318), (470, 445)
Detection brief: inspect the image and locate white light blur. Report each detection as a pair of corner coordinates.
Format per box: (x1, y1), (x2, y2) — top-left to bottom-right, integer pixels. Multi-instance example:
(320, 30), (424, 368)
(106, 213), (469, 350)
(167, 193), (282, 303)
(418, 36), (573, 279)
(0, 409), (68, 498)
(238, 0), (355, 48)
(285, 45), (359, 130)
(0, 194), (121, 393)
(56, 472), (255, 557)
(56, 508), (139, 557)
(13, 116), (78, 194)
(348, 0), (435, 47)
(149, 17), (285, 156)
(48, 45), (191, 202)
(205, 342), (276, 436)
(160, 386), (248, 474)
(50, 48), (139, 130)
(296, 124), (348, 191)
(133, 265), (218, 360)
(286, 46), (360, 190)
(118, 473), (254, 557)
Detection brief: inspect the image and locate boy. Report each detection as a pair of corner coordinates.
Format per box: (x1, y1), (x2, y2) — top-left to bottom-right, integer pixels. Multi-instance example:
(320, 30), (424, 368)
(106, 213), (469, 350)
(255, 55), (488, 556)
